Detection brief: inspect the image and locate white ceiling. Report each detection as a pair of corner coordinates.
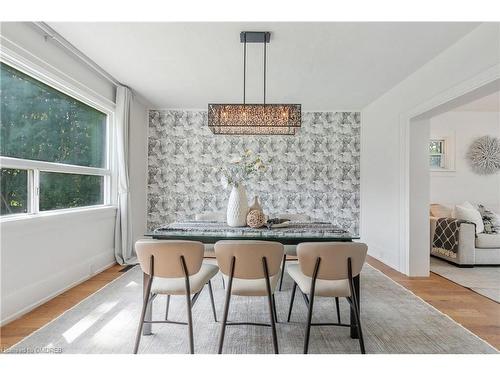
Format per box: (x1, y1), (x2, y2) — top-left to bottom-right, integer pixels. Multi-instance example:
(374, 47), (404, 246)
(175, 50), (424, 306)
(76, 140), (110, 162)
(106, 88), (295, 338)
(48, 22), (479, 110)
(454, 91), (500, 112)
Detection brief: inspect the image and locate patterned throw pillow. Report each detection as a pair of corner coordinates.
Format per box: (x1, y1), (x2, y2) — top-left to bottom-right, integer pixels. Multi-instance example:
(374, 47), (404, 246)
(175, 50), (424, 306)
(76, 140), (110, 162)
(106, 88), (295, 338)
(478, 205), (500, 234)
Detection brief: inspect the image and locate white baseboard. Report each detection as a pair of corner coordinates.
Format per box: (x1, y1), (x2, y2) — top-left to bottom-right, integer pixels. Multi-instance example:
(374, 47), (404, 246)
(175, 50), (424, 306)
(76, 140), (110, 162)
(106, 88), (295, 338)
(0, 256), (116, 327)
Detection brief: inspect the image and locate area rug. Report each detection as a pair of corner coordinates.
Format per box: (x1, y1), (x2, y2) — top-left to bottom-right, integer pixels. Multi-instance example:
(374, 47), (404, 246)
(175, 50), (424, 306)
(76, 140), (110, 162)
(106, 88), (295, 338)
(430, 257), (500, 303)
(6, 263), (497, 354)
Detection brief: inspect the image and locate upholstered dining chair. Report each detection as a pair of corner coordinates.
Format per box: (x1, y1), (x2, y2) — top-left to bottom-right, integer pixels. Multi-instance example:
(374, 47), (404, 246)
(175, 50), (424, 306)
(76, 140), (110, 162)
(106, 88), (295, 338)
(276, 213), (311, 291)
(134, 239), (219, 354)
(286, 242), (368, 354)
(214, 240), (284, 354)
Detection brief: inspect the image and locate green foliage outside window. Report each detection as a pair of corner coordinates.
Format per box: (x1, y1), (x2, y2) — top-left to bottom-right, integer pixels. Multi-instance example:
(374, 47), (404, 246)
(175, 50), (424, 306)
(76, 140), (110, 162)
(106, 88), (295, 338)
(0, 63), (107, 215)
(0, 168), (28, 215)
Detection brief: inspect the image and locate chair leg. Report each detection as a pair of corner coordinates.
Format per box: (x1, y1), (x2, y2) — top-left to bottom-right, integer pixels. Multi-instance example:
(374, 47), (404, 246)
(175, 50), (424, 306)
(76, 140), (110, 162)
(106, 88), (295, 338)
(279, 254), (286, 291)
(303, 292), (315, 354)
(347, 258), (365, 354)
(350, 294), (365, 354)
(335, 297), (341, 324)
(287, 282), (297, 322)
(185, 291), (194, 354)
(179, 256), (194, 354)
(165, 295), (170, 320)
(208, 280), (217, 322)
(134, 273), (153, 354)
(272, 294), (278, 323)
(221, 274), (225, 289)
(304, 257), (320, 354)
(262, 257), (279, 354)
(218, 257), (235, 354)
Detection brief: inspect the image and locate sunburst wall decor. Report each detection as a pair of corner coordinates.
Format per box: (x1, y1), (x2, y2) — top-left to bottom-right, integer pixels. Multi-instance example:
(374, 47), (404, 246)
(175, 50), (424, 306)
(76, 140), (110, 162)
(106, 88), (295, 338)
(466, 135), (500, 175)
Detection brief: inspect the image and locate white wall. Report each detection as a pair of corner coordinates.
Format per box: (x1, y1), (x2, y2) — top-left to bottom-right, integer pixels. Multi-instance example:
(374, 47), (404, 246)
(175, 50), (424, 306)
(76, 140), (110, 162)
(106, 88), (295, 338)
(361, 23), (500, 274)
(430, 111), (500, 210)
(0, 208), (116, 324)
(0, 23), (149, 324)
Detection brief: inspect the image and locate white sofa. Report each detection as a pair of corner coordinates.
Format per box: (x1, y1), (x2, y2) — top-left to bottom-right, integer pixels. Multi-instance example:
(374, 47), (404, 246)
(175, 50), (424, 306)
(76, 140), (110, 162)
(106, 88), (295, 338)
(430, 204), (500, 266)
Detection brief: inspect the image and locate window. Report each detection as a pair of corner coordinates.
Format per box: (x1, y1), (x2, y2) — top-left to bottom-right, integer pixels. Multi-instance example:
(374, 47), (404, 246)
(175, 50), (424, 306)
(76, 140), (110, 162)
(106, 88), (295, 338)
(429, 139), (446, 169)
(0, 168), (28, 215)
(0, 62), (110, 217)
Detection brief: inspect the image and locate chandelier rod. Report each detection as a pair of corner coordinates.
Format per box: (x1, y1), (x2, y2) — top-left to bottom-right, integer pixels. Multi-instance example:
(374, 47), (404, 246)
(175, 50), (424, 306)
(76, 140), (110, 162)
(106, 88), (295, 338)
(243, 33), (247, 105)
(263, 34), (266, 106)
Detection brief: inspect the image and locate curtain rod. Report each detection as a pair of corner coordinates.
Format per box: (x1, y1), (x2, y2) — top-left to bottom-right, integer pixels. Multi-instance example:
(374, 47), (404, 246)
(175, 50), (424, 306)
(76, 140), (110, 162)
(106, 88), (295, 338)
(32, 22), (122, 88)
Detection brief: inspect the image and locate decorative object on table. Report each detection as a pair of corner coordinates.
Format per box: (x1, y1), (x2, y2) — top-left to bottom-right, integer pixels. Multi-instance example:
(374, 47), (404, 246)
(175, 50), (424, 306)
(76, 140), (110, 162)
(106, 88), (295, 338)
(207, 31), (301, 135)
(219, 149), (268, 227)
(265, 218), (291, 229)
(246, 209), (267, 228)
(249, 196), (263, 212)
(466, 135), (500, 175)
(226, 184), (249, 227)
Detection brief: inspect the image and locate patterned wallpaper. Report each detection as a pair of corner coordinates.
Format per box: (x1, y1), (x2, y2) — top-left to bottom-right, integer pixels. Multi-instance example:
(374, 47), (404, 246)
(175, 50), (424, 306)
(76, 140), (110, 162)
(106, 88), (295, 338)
(147, 110), (361, 234)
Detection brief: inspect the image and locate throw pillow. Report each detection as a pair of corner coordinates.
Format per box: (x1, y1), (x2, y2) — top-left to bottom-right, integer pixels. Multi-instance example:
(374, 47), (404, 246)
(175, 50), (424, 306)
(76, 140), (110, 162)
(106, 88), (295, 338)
(451, 201), (475, 218)
(454, 205), (484, 234)
(478, 205), (500, 234)
(430, 204), (452, 218)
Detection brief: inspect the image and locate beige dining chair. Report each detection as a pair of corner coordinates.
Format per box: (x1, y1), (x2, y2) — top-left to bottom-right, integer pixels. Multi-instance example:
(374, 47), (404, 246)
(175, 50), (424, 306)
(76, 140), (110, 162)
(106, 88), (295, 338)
(214, 240), (284, 354)
(134, 239), (219, 354)
(276, 213), (311, 291)
(286, 242), (368, 354)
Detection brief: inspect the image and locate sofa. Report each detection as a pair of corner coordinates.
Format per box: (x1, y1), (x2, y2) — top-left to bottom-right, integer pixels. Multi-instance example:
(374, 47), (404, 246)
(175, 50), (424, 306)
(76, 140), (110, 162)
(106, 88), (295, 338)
(430, 203), (500, 266)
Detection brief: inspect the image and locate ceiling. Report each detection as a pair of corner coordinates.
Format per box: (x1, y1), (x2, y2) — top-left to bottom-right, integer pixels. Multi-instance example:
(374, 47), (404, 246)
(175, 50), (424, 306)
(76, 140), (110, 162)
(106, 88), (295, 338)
(48, 22), (479, 110)
(454, 91), (500, 112)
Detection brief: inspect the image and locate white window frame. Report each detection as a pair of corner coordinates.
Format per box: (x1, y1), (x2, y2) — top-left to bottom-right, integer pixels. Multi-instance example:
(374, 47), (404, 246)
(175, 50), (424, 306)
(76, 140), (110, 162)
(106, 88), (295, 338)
(429, 134), (456, 173)
(429, 139), (446, 169)
(0, 52), (115, 220)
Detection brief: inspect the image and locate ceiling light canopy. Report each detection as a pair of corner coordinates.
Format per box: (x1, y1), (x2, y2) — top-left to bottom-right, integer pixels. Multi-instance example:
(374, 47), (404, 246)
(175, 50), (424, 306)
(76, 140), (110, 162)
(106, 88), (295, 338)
(208, 31), (301, 135)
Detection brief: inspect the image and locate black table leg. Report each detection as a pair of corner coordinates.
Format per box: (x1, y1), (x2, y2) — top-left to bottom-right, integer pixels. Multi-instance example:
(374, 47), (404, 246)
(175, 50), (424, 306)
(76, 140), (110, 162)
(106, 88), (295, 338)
(350, 274), (360, 339)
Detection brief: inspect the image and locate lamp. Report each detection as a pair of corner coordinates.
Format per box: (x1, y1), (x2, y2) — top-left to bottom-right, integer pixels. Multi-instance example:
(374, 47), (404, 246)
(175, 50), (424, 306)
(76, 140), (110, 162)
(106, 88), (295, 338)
(208, 32), (301, 135)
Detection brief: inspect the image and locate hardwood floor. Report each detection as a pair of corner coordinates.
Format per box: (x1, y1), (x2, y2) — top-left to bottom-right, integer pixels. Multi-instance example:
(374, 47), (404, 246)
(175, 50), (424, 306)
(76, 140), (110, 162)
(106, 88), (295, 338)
(0, 264), (126, 351)
(1, 257), (499, 351)
(366, 256), (500, 350)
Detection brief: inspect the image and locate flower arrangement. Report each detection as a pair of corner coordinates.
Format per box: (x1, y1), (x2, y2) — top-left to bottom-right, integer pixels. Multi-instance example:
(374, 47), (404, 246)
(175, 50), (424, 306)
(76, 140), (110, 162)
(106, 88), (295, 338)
(218, 149), (267, 189)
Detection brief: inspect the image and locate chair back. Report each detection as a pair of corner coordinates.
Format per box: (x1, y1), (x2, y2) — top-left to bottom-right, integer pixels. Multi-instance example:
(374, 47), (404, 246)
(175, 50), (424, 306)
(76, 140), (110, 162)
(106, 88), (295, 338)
(297, 242), (367, 280)
(215, 240), (284, 279)
(135, 239), (204, 278)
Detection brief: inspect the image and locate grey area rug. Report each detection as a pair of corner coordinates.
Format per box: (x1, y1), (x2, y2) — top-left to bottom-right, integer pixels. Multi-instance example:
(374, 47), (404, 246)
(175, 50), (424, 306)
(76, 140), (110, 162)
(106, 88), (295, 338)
(7, 262), (497, 354)
(430, 257), (500, 303)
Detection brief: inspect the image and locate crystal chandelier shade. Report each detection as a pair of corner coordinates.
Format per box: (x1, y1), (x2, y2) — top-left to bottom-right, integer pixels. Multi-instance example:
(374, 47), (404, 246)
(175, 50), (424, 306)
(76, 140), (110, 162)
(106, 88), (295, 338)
(208, 104), (301, 135)
(207, 31), (301, 135)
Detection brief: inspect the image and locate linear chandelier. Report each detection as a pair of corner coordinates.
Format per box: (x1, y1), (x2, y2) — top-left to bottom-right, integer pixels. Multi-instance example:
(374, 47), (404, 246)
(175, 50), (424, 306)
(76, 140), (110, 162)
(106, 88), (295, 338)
(208, 31), (301, 135)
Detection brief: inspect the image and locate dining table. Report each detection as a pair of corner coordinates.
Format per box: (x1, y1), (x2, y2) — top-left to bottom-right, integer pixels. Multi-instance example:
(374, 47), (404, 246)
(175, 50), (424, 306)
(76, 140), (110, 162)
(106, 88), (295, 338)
(143, 220), (361, 339)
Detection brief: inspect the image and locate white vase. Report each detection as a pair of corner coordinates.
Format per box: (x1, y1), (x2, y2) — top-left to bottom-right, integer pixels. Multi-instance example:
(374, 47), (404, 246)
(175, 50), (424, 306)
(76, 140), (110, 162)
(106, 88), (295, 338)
(226, 184), (249, 227)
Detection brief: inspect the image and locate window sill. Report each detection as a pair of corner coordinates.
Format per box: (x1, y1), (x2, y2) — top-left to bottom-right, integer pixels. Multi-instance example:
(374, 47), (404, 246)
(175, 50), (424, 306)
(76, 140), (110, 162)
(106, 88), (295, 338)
(0, 205), (117, 224)
(430, 168), (456, 173)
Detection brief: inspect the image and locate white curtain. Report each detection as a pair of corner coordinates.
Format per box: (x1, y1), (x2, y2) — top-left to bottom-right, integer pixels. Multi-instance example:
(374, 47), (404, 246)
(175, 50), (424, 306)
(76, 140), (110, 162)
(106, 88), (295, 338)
(114, 86), (136, 265)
